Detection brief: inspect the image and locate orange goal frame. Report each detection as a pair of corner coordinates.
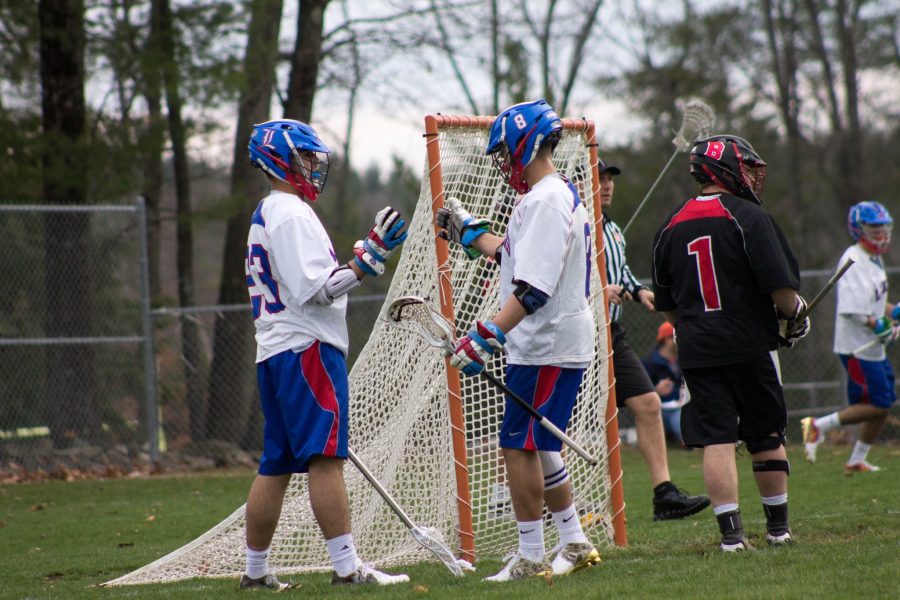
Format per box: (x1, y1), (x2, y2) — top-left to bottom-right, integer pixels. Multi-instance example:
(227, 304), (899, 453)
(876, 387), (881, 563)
(423, 114), (627, 564)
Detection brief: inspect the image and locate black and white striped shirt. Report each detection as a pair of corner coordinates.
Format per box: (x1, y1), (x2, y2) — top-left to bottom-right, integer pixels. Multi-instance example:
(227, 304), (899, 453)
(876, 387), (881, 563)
(603, 214), (645, 323)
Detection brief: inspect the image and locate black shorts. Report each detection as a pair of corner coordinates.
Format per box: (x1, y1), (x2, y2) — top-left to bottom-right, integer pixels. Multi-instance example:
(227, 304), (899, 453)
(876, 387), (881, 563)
(611, 322), (655, 407)
(681, 352), (786, 448)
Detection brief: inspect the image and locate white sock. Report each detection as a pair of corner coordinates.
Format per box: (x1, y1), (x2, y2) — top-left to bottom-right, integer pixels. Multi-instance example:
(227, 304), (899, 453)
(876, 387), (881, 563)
(848, 441), (871, 465)
(713, 503), (739, 516)
(552, 504), (588, 545)
(517, 519), (545, 562)
(761, 493), (787, 506)
(326, 533), (359, 577)
(245, 546), (270, 579)
(814, 412), (841, 434)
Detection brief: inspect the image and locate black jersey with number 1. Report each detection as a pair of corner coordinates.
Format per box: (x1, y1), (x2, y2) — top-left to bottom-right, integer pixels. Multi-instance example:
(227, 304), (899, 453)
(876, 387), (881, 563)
(651, 193), (800, 369)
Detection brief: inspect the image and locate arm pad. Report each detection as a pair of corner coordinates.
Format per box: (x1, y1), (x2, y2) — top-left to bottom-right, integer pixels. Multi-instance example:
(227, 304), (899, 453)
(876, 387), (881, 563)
(311, 265), (361, 306)
(513, 280), (550, 315)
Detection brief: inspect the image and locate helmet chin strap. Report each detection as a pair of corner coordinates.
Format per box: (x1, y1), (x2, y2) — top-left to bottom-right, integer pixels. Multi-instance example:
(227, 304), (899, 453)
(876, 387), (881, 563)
(286, 171), (320, 201)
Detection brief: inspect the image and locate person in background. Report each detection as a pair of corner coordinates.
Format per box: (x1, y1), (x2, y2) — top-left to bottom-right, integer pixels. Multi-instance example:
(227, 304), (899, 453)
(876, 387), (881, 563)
(642, 322), (686, 447)
(599, 159), (709, 521)
(802, 201), (897, 474)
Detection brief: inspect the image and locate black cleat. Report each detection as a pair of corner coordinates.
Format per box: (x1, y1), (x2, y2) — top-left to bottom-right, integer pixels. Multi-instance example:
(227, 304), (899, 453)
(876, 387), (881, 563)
(652, 483), (711, 521)
(239, 573), (296, 591)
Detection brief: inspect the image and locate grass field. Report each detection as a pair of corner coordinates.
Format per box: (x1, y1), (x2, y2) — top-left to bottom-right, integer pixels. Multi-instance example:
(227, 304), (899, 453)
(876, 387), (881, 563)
(2, 444), (898, 599)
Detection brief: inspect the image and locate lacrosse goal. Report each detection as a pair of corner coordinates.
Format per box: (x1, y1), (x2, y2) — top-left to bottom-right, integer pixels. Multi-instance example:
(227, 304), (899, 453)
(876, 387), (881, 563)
(103, 114), (624, 586)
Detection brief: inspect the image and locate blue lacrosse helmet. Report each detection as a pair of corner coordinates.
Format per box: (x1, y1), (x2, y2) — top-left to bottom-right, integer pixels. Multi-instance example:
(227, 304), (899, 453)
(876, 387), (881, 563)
(248, 119), (331, 201)
(848, 201), (892, 255)
(486, 100), (562, 194)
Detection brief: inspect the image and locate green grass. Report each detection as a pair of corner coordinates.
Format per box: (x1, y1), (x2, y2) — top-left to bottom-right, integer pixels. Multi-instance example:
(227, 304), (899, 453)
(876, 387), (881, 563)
(1, 445), (898, 599)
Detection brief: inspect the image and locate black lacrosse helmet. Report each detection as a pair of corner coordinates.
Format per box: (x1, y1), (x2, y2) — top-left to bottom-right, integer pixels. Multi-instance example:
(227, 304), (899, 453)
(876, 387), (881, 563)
(689, 134), (767, 204)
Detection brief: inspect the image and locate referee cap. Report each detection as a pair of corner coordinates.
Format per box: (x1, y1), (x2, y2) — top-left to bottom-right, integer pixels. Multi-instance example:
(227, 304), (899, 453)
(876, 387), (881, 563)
(598, 159), (621, 176)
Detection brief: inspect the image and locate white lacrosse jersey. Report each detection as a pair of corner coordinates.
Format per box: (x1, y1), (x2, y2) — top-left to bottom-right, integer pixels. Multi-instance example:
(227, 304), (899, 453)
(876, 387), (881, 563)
(498, 174), (595, 367)
(246, 191), (349, 362)
(833, 243), (889, 361)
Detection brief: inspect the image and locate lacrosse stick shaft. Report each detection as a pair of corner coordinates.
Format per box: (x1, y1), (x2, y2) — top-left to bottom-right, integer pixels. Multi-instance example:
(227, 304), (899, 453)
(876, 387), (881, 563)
(851, 322), (899, 356)
(621, 148), (680, 234)
(480, 371), (599, 466)
(798, 258), (854, 320)
(347, 448), (414, 529)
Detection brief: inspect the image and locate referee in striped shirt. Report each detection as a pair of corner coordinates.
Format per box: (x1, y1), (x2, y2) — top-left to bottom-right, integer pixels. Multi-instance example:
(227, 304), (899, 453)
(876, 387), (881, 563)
(599, 159), (709, 521)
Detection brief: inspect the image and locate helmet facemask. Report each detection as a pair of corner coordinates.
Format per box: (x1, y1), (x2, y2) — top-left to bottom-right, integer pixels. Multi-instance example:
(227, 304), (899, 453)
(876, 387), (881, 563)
(490, 121), (535, 195)
(860, 222), (892, 255)
(739, 159), (766, 200)
(285, 147), (329, 201)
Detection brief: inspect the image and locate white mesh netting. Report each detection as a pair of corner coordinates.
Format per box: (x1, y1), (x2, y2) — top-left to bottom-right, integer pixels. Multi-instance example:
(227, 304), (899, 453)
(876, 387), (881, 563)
(104, 119), (617, 586)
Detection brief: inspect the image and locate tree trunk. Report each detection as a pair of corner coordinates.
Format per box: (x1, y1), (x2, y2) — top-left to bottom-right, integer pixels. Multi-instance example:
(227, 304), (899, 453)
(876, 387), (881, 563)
(206, 0), (284, 445)
(38, 0), (100, 447)
(284, 0), (330, 121)
(142, 0), (166, 301)
(762, 0), (806, 259)
(835, 0), (865, 205)
(156, 0), (208, 442)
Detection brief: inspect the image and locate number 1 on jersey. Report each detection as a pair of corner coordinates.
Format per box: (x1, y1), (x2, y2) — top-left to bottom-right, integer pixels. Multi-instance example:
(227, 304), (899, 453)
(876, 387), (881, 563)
(687, 236), (721, 311)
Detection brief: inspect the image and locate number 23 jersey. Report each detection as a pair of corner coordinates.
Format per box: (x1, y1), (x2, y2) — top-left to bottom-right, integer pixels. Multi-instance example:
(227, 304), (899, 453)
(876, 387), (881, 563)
(246, 191), (349, 362)
(651, 193), (800, 368)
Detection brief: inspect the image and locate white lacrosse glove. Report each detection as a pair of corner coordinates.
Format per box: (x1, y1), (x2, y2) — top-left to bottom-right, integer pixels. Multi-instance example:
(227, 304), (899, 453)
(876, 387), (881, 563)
(435, 197), (492, 259)
(777, 295), (811, 348)
(354, 206), (408, 277)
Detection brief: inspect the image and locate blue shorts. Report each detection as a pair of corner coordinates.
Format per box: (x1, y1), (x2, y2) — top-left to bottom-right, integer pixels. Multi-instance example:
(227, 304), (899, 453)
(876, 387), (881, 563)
(256, 342), (349, 475)
(839, 355), (896, 409)
(499, 365), (585, 452)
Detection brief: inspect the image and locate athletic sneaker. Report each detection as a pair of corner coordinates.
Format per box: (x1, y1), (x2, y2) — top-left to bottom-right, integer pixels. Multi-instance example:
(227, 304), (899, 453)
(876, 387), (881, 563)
(331, 560), (409, 585)
(483, 553), (550, 582)
(844, 460), (881, 475)
(239, 573), (295, 591)
(800, 416), (821, 463)
(652, 483), (710, 521)
(765, 530), (794, 546)
(550, 542), (601, 575)
(719, 537), (753, 552)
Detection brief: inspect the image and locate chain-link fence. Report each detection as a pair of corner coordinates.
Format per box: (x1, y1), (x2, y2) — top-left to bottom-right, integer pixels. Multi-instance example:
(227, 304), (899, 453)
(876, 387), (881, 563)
(1, 201), (897, 477)
(0, 201), (157, 476)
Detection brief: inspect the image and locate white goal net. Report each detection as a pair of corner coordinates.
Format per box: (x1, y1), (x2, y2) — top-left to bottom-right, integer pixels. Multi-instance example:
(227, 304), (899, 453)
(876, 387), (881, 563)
(104, 115), (623, 586)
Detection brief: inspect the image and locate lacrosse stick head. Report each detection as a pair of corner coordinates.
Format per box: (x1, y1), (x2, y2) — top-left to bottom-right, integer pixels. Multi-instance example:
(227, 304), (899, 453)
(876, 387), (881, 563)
(411, 526), (464, 577)
(672, 99), (716, 152)
(386, 295), (456, 353)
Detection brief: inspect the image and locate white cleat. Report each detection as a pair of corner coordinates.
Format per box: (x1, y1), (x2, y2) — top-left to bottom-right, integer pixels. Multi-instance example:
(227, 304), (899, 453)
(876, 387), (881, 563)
(800, 417), (821, 464)
(844, 461), (881, 475)
(331, 560), (409, 586)
(766, 531), (795, 547)
(484, 553), (550, 582)
(550, 542), (601, 575)
(720, 538), (753, 553)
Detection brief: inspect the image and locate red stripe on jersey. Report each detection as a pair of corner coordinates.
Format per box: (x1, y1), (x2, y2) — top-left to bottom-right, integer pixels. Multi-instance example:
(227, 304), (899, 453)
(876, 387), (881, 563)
(664, 196), (735, 230)
(300, 342), (340, 455)
(524, 366), (562, 451)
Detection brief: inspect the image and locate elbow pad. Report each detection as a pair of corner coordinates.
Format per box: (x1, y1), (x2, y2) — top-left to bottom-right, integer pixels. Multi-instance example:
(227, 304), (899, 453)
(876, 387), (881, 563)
(513, 280), (550, 315)
(311, 265), (361, 306)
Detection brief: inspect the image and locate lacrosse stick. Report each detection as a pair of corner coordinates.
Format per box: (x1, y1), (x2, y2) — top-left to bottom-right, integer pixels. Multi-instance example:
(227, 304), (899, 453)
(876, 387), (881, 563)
(622, 99), (716, 234)
(796, 258), (854, 321)
(386, 295), (599, 466)
(347, 448), (464, 577)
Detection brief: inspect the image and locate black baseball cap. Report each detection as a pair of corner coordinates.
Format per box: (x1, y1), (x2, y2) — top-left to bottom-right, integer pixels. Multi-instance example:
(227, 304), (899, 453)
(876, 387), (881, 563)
(598, 159), (621, 176)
